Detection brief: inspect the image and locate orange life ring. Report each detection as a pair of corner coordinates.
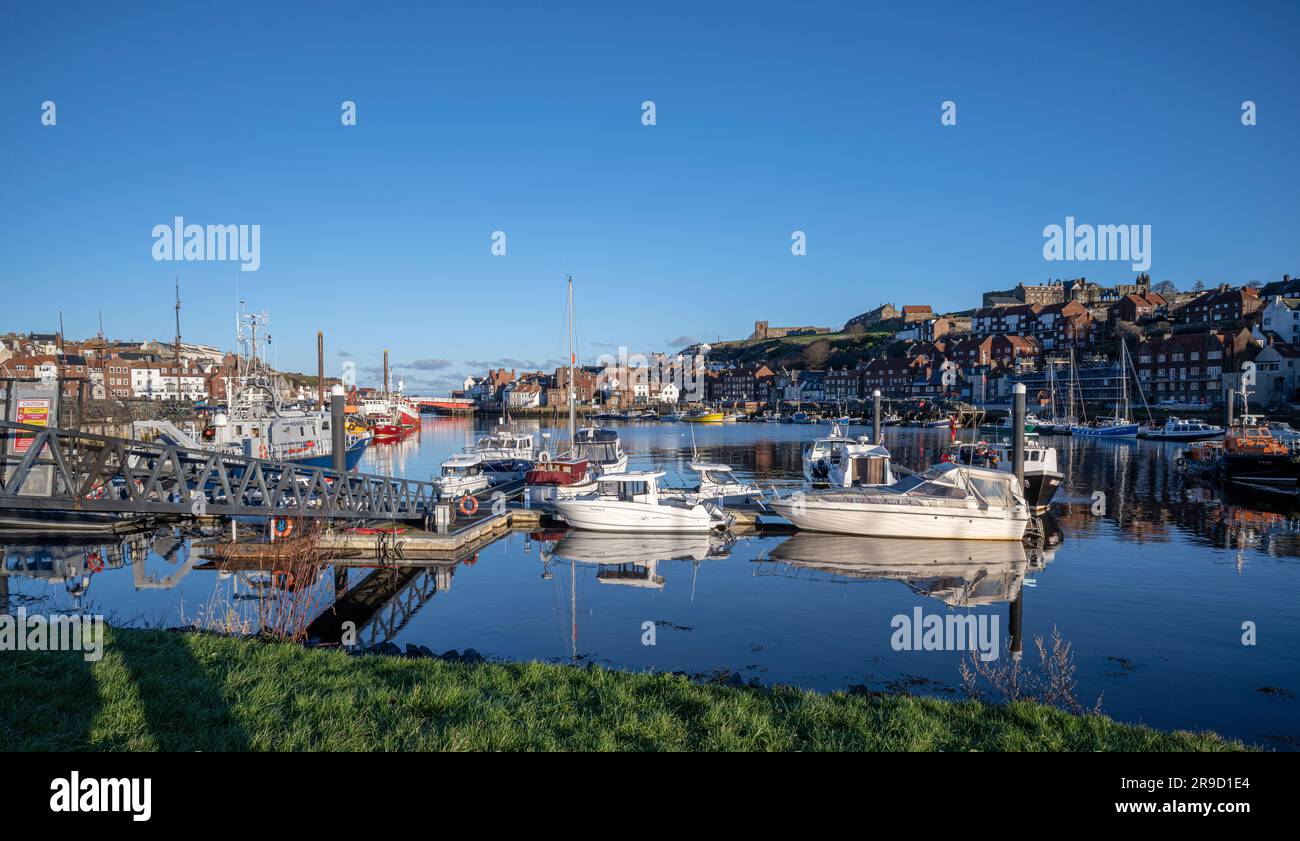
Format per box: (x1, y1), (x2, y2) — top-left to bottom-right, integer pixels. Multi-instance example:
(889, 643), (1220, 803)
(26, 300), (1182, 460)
(459, 495), (479, 516)
(272, 516), (294, 539)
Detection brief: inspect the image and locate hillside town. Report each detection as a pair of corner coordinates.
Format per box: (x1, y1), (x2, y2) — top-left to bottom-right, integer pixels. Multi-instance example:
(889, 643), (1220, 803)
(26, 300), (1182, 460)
(5, 272), (1299, 416)
(0, 332), (330, 406)
(456, 272), (1300, 414)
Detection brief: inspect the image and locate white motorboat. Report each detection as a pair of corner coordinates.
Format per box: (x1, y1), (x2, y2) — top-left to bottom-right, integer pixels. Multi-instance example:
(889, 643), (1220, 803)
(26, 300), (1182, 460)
(469, 423), (537, 481)
(802, 423), (857, 483)
(552, 471), (732, 533)
(947, 440), (1063, 512)
(769, 462), (1029, 540)
(664, 461), (761, 506)
(572, 426), (629, 473)
(823, 439), (895, 488)
(1139, 417), (1225, 442)
(436, 452), (491, 497)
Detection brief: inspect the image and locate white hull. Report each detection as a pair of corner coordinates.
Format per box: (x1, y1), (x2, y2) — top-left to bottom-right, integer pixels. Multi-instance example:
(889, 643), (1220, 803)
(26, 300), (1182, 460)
(552, 499), (721, 533)
(770, 499), (1027, 540)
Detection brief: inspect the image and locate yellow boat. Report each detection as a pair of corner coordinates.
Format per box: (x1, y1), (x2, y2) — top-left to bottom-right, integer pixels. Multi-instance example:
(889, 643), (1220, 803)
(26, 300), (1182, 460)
(682, 410), (725, 423)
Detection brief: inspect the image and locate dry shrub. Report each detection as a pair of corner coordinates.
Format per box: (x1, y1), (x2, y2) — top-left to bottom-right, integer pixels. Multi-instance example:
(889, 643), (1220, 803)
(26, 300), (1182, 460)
(207, 519), (335, 641)
(959, 625), (1104, 715)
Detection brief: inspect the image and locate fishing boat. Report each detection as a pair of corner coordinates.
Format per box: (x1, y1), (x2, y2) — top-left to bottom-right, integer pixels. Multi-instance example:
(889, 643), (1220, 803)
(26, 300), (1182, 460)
(981, 414), (1040, 437)
(946, 440), (1063, 513)
(769, 462), (1029, 540)
(1139, 417), (1225, 441)
(682, 409), (725, 423)
(144, 310), (370, 469)
(436, 452), (491, 497)
(552, 472), (732, 533)
(788, 411), (815, 424)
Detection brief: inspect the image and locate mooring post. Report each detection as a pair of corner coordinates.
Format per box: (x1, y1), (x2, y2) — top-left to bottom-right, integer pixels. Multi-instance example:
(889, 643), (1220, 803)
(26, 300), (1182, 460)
(1225, 386), (1234, 428)
(331, 384), (346, 474)
(1013, 382), (1025, 486)
(872, 389), (881, 444)
(1009, 588), (1023, 662)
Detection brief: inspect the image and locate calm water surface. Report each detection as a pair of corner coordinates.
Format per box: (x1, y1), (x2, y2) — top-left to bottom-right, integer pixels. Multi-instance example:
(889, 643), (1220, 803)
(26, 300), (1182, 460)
(5, 417), (1298, 747)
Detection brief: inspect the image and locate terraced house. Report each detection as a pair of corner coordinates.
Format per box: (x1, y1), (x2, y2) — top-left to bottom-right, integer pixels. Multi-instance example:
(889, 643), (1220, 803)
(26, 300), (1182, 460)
(1176, 285), (1262, 326)
(1134, 331), (1253, 405)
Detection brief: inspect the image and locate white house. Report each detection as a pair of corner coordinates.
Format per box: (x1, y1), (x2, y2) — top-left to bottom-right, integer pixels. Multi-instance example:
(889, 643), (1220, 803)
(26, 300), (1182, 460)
(131, 366), (208, 401)
(1250, 343), (1300, 406)
(1258, 297), (1300, 345)
(658, 382), (680, 404)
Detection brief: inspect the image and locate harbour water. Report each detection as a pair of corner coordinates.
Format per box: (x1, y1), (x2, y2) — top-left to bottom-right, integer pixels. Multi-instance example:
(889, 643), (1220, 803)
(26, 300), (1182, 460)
(4, 417), (1299, 747)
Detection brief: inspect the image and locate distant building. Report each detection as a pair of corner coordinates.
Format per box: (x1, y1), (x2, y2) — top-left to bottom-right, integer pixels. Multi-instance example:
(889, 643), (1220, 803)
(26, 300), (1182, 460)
(843, 304), (900, 331)
(1176, 285), (1261, 326)
(749, 321), (832, 341)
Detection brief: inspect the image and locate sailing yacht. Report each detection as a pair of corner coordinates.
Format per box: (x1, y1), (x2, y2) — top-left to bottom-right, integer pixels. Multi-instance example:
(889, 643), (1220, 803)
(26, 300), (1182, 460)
(524, 277), (630, 506)
(1071, 341), (1142, 437)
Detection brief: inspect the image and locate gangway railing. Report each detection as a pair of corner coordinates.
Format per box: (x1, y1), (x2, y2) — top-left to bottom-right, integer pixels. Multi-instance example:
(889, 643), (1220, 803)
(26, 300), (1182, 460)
(0, 420), (438, 521)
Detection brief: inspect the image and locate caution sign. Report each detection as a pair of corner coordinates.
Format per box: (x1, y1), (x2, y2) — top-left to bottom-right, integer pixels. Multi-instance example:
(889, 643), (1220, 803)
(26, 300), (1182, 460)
(14, 398), (51, 454)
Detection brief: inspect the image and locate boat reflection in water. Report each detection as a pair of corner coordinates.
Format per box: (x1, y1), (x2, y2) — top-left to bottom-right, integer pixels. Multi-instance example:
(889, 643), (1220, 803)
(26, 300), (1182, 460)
(759, 532), (1044, 607)
(541, 531), (733, 590)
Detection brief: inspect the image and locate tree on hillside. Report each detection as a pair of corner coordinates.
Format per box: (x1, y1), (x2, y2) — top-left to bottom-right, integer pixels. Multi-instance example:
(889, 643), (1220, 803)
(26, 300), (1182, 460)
(1193, 280), (1206, 293)
(800, 339), (832, 369)
(1152, 279), (1177, 298)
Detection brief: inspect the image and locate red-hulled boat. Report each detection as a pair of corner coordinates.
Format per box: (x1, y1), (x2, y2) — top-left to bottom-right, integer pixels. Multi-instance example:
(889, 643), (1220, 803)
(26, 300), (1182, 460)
(525, 456), (592, 506)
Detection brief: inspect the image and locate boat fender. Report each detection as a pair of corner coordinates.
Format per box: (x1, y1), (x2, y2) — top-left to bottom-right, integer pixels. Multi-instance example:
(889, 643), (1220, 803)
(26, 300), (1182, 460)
(459, 496), (479, 516)
(272, 516), (294, 539)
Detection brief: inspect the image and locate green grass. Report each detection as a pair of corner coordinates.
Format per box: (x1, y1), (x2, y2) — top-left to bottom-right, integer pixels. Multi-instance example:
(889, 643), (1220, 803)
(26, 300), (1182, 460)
(0, 628), (1244, 751)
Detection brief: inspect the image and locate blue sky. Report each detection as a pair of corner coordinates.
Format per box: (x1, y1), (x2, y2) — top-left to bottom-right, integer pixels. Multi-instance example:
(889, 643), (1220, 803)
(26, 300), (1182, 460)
(2, 0), (1297, 392)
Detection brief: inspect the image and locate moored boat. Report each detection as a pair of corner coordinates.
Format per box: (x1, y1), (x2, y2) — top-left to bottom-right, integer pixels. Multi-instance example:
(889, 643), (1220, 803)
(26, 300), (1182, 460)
(552, 471), (731, 533)
(769, 462), (1029, 540)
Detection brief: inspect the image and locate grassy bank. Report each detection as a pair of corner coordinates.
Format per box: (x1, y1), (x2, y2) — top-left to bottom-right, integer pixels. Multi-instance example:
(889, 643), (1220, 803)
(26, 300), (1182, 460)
(0, 628), (1243, 751)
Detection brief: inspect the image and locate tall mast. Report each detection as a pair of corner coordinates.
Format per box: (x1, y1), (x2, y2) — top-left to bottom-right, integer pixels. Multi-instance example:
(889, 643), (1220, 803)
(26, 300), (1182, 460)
(174, 275), (183, 402)
(567, 275), (576, 446)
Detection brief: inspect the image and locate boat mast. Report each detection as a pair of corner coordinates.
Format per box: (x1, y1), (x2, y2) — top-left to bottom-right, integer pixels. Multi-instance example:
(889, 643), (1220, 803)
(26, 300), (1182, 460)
(567, 275), (576, 448)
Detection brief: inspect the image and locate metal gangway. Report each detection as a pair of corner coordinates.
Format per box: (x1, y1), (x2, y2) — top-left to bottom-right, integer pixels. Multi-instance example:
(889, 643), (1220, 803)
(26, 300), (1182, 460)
(0, 420), (439, 522)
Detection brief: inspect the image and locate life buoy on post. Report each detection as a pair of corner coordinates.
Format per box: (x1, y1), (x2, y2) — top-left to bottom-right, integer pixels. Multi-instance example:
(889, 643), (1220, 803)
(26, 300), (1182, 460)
(459, 495), (479, 516)
(537, 450), (551, 465)
(272, 516), (294, 539)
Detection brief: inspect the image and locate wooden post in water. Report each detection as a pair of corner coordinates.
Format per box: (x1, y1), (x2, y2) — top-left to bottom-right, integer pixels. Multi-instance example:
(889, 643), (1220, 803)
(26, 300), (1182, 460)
(1013, 382), (1025, 485)
(1225, 386), (1234, 428)
(331, 384), (347, 474)
(872, 389), (881, 444)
